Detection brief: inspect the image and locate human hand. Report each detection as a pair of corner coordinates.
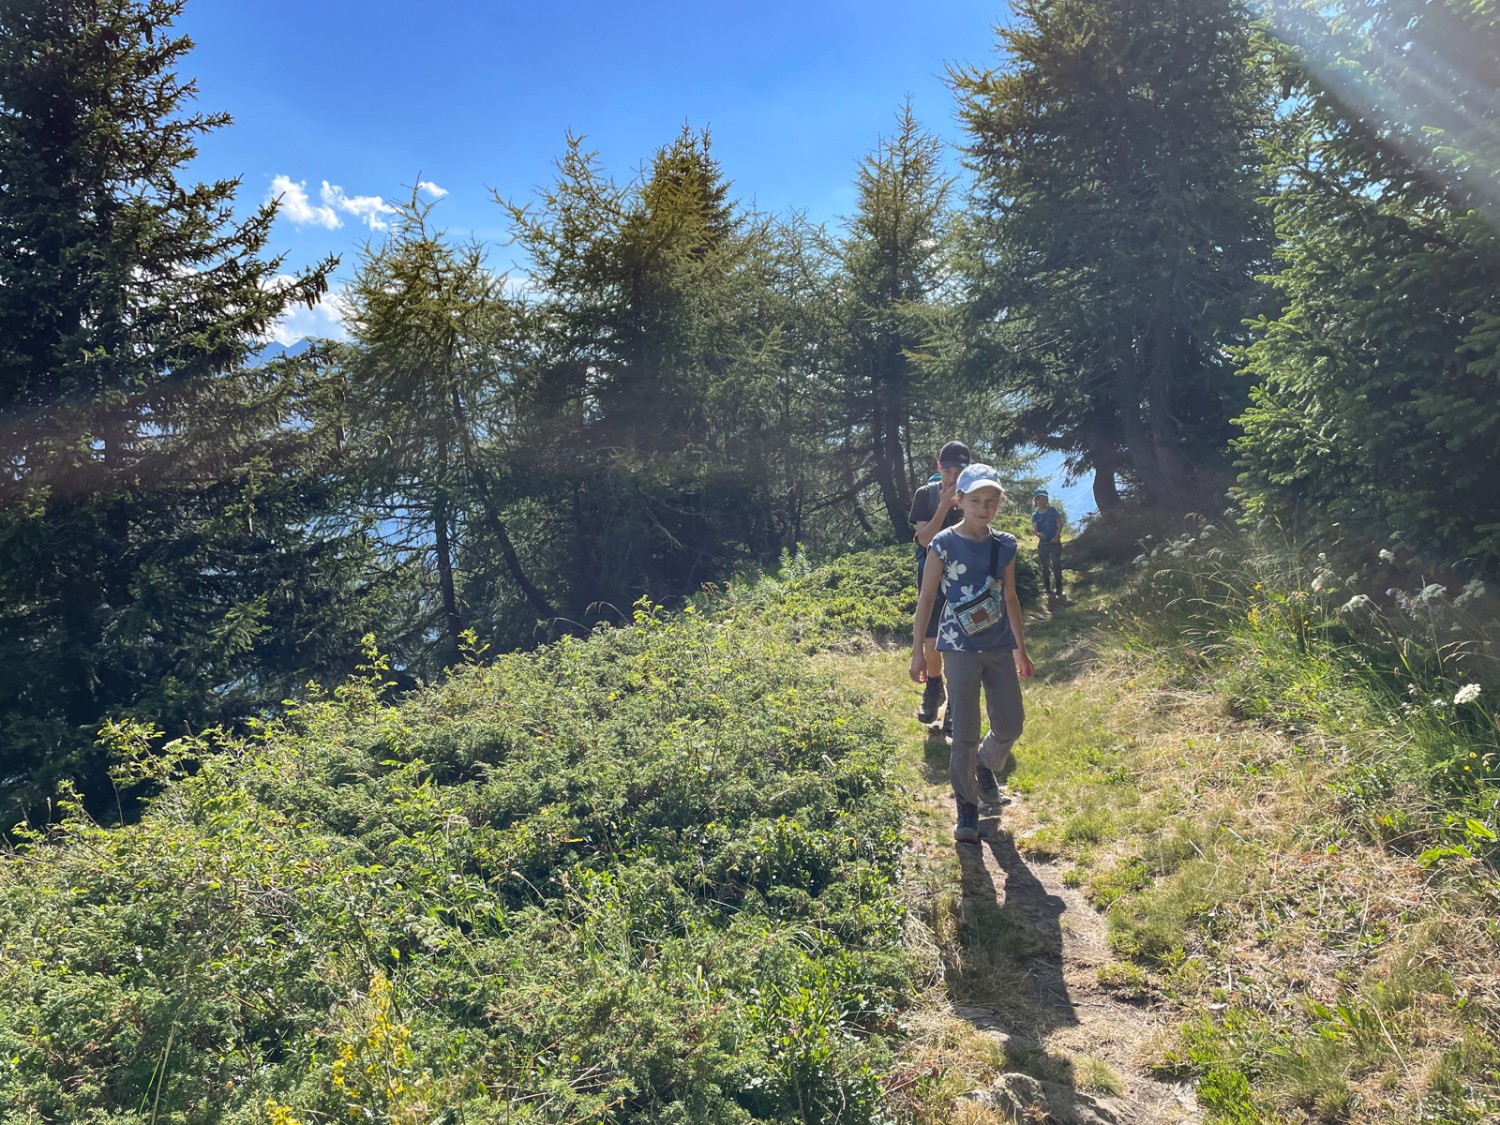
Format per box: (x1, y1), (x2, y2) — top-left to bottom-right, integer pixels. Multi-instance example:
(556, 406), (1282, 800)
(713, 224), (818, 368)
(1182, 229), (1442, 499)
(938, 479), (957, 506)
(909, 651), (928, 683)
(1016, 652), (1035, 680)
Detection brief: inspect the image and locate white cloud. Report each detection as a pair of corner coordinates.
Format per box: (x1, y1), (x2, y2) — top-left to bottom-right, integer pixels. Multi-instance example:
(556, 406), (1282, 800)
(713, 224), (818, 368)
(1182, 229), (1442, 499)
(271, 175), (342, 229)
(418, 180), (449, 199)
(261, 277), (351, 345)
(320, 181), (398, 231)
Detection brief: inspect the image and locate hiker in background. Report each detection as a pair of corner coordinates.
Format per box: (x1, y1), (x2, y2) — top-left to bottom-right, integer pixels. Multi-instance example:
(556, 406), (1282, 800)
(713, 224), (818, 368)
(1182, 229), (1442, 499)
(910, 464), (1034, 844)
(908, 441), (970, 733)
(1032, 488), (1064, 603)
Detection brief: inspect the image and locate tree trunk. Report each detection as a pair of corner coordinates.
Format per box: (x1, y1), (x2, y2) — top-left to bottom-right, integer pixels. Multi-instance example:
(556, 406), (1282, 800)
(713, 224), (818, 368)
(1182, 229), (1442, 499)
(447, 385), (556, 620)
(870, 400), (905, 540)
(1146, 312), (1193, 511)
(431, 487), (465, 647)
(1112, 361), (1167, 504)
(1090, 444), (1123, 512)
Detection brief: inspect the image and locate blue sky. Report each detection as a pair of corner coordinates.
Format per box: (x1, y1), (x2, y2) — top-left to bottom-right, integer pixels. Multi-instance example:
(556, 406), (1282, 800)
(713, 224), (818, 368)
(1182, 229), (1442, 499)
(177, 1), (1012, 341)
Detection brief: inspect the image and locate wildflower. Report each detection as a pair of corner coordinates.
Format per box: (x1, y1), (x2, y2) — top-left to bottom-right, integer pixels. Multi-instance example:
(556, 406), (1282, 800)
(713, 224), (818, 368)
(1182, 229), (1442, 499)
(1340, 594), (1372, 615)
(1454, 684), (1482, 706)
(1311, 575), (1327, 592)
(1379, 549), (1396, 563)
(1419, 583), (1448, 604)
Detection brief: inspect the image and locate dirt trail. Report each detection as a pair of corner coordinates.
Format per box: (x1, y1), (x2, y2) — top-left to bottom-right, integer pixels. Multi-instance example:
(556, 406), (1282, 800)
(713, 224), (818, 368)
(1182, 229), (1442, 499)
(836, 604), (1203, 1123)
(924, 782), (1201, 1124)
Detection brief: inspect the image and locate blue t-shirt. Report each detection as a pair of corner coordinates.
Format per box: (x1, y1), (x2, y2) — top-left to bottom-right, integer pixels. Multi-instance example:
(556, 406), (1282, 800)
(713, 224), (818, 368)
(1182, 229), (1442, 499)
(930, 528), (1018, 652)
(1032, 508), (1061, 544)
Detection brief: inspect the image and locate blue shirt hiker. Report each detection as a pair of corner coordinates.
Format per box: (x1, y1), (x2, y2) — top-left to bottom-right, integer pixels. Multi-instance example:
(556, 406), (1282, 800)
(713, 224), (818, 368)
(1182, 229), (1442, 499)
(1031, 506), (1061, 544)
(930, 526), (1019, 653)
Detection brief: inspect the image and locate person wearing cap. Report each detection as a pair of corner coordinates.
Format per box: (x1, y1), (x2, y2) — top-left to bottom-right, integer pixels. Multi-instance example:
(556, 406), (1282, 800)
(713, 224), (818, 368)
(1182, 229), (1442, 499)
(909, 463), (1034, 844)
(1032, 489), (1064, 602)
(907, 441), (970, 731)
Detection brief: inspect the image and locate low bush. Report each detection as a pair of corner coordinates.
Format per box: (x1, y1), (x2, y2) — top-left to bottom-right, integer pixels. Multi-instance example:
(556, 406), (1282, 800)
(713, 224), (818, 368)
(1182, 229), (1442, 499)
(710, 538), (1041, 653)
(0, 607), (910, 1123)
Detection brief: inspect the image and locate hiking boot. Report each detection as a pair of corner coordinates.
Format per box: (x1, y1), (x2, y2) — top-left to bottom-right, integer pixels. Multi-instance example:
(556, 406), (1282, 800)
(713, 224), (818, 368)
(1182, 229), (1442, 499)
(976, 765), (1002, 805)
(953, 800), (980, 844)
(915, 676), (944, 725)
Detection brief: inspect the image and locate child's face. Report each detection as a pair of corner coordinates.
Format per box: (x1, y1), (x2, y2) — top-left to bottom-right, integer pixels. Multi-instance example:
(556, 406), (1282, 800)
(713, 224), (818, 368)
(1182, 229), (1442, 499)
(1034, 495), (1049, 511)
(938, 463), (964, 488)
(958, 488), (1002, 524)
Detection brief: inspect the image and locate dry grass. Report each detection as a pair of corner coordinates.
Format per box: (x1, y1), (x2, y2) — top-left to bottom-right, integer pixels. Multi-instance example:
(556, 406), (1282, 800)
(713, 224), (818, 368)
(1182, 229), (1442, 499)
(832, 593), (1500, 1122)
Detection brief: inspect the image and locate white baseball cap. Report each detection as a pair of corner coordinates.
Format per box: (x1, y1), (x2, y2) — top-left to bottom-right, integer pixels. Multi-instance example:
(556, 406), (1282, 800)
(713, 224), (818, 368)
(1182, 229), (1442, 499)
(956, 464), (1004, 495)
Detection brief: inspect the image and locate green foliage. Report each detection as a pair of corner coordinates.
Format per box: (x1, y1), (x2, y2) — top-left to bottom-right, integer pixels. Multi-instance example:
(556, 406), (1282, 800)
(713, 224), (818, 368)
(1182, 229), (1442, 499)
(0, 0), (389, 824)
(1235, 0), (1500, 575)
(954, 0), (1276, 511)
(1118, 521), (1500, 857)
(0, 608), (910, 1123)
(706, 539), (1041, 653)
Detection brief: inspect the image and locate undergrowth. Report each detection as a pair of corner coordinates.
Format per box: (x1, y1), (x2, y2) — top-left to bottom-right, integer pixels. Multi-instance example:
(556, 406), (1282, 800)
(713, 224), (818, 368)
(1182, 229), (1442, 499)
(0, 600), (913, 1124)
(707, 521), (1040, 653)
(1042, 520), (1500, 1123)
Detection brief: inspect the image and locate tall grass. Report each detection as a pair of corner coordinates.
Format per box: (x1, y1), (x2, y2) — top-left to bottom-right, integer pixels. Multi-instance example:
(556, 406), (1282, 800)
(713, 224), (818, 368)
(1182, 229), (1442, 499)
(1117, 520), (1500, 867)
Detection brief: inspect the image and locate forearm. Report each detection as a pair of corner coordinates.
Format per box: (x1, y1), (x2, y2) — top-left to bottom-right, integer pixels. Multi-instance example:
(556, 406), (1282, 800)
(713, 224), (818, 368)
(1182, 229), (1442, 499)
(913, 551), (943, 651)
(914, 502), (956, 546)
(1006, 590), (1026, 655)
(912, 591), (935, 652)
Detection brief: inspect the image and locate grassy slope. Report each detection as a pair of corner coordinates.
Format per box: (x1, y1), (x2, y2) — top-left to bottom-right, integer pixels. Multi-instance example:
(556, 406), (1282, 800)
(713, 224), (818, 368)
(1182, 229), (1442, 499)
(843, 532), (1500, 1124)
(2, 528), (1496, 1124)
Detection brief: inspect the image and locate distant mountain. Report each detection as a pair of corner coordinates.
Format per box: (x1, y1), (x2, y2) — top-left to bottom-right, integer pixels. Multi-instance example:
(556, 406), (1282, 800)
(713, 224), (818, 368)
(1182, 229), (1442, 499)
(1025, 447), (1099, 523)
(251, 338), (313, 364)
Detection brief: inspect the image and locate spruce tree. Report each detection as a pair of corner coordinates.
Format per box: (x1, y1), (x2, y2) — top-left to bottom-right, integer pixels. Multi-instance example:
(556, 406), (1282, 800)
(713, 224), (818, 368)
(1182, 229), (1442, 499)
(954, 0), (1276, 511)
(0, 0), (352, 820)
(1235, 0), (1500, 572)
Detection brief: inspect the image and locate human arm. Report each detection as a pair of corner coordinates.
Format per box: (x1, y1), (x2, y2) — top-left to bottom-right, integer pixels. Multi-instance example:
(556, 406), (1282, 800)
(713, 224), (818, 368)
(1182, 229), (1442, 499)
(909, 547), (944, 681)
(913, 481), (958, 547)
(1002, 558), (1034, 679)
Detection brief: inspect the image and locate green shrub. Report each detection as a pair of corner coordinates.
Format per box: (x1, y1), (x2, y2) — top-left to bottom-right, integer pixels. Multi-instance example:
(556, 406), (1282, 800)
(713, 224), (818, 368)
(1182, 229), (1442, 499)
(709, 541), (1041, 653)
(0, 610), (910, 1123)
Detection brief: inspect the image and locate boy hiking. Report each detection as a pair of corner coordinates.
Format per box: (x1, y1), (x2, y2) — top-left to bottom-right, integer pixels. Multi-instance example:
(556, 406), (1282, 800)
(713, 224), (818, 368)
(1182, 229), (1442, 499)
(908, 441), (970, 733)
(910, 464), (1034, 844)
(1032, 488), (1064, 602)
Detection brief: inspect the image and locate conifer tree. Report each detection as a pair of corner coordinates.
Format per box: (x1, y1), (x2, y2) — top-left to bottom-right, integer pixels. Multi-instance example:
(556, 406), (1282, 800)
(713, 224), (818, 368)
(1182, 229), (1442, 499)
(502, 129), (799, 610)
(1236, 0), (1500, 571)
(835, 103), (958, 538)
(0, 0), (360, 820)
(954, 0), (1276, 511)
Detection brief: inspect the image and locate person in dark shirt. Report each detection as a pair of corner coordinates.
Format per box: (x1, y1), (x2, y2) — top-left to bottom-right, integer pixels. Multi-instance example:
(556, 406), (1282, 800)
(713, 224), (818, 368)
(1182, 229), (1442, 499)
(1031, 489), (1064, 602)
(908, 441), (969, 729)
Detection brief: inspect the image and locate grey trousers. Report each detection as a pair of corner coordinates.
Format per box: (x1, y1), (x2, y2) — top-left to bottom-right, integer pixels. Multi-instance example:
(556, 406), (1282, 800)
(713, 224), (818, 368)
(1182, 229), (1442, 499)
(944, 648), (1025, 806)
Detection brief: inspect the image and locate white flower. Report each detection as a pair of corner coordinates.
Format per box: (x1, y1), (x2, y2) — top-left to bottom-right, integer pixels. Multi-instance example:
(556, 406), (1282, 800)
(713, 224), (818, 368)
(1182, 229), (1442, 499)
(1311, 575), (1327, 592)
(1454, 684), (1482, 706)
(1378, 549), (1396, 563)
(1339, 594), (1373, 615)
(1419, 583), (1448, 604)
